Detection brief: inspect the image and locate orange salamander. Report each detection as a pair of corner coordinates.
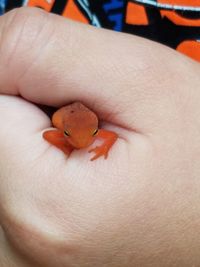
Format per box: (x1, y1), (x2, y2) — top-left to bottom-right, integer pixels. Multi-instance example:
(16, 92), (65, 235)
(43, 102), (118, 161)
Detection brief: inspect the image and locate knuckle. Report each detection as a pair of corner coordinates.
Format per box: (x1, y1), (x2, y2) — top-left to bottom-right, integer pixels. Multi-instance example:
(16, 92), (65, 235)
(0, 7), (50, 70)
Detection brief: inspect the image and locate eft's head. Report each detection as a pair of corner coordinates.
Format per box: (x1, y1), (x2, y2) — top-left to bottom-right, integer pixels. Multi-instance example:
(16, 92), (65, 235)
(52, 102), (98, 149)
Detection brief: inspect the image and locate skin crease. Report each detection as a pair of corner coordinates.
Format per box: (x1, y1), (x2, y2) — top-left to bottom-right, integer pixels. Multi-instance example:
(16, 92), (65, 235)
(43, 102), (118, 161)
(0, 6), (200, 267)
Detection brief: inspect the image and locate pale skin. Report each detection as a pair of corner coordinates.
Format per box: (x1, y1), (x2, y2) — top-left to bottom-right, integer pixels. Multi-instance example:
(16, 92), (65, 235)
(0, 7), (200, 267)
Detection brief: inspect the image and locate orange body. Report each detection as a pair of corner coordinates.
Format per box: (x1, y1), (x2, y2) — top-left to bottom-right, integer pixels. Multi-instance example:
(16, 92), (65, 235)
(43, 102), (118, 161)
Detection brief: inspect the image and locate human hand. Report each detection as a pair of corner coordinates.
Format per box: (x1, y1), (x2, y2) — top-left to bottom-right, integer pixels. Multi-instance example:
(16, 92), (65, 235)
(0, 7), (200, 267)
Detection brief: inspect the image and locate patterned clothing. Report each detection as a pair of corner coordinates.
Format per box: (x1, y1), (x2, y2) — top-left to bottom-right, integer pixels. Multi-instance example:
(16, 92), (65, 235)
(1, 0), (200, 61)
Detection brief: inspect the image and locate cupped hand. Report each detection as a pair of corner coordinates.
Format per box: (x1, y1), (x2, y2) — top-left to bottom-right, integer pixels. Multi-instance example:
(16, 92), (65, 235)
(0, 7), (200, 267)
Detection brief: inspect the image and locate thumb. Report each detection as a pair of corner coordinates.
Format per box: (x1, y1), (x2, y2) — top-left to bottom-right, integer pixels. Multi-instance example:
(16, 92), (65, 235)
(0, 7), (198, 133)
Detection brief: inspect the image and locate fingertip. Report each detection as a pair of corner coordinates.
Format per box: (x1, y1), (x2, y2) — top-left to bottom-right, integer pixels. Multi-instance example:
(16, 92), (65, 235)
(0, 95), (50, 133)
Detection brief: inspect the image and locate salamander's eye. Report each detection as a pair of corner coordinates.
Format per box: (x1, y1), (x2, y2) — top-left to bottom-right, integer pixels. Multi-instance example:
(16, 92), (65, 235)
(92, 129), (98, 136)
(64, 130), (70, 137)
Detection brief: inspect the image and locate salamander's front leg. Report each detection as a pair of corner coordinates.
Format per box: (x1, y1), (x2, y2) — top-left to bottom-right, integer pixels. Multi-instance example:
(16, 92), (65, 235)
(89, 129), (118, 161)
(43, 130), (73, 156)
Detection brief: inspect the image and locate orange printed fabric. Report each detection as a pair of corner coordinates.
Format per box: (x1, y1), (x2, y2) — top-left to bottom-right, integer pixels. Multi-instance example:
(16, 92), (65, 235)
(3, 0), (200, 62)
(125, 0), (200, 62)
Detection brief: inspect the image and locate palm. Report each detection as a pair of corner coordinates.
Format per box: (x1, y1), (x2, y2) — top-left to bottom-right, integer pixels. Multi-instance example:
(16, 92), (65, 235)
(0, 96), (141, 266)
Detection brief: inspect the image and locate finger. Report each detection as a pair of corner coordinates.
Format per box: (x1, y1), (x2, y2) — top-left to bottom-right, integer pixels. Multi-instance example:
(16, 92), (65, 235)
(0, 95), (126, 165)
(0, 7), (198, 132)
(0, 95), (50, 160)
